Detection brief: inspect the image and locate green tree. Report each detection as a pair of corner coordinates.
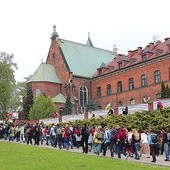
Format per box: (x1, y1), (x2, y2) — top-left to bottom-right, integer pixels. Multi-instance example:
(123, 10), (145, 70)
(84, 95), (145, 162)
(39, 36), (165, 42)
(165, 84), (170, 98)
(29, 94), (56, 120)
(85, 97), (95, 112)
(8, 81), (27, 112)
(161, 81), (166, 99)
(0, 52), (17, 119)
(63, 94), (72, 115)
(23, 87), (33, 119)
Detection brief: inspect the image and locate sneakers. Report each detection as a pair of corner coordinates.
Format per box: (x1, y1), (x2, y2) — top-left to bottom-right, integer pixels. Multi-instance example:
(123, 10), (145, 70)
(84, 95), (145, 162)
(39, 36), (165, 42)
(164, 159), (169, 161)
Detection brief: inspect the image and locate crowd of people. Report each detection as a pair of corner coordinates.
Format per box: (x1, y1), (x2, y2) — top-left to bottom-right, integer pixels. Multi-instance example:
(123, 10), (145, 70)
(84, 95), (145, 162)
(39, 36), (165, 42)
(0, 122), (169, 163)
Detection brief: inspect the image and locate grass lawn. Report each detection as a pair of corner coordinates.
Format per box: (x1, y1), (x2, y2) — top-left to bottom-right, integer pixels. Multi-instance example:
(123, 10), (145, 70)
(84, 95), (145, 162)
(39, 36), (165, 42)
(0, 141), (169, 170)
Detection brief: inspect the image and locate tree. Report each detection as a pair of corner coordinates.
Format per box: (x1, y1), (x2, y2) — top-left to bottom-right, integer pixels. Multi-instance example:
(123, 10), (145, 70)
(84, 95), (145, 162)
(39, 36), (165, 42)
(85, 97), (95, 112)
(23, 87), (33, 119)
(0, 52), (17, 119)
(161, 81), (166, 99)
(28, 94), (56, 120)
(165, 84), (170, 98)
(63, 94), (72, 115)
(8, 81), (27, 112)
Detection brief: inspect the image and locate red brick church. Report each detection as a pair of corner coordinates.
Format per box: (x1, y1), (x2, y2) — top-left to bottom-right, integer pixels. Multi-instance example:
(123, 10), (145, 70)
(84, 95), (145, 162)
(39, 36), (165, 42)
(27, 26), (170, 114)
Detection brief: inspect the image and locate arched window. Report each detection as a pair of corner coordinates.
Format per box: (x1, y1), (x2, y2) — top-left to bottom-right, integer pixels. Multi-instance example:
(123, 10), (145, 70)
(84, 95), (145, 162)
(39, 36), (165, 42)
(154, 70), (161, 84)
(79, 86), (88, 107)
(107, 84), (111, 96)
(117, 81), (122, 92)
(130, 98), (135, 105)
(97, 87), (101, 98)
(35, 89), (41, 97)
(141, 74), (147, 87)
(156, 93), (161, 99)
(129, 78), (134, 90)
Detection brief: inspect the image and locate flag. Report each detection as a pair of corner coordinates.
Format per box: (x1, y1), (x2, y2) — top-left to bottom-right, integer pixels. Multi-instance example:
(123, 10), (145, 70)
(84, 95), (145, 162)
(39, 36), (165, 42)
(105, 103), (111, 110)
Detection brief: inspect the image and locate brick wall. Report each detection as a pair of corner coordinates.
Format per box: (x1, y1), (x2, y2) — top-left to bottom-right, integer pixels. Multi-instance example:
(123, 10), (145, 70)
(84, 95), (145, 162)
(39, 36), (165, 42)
(28, 82), (61, 98)
(91, 55), (170, 108)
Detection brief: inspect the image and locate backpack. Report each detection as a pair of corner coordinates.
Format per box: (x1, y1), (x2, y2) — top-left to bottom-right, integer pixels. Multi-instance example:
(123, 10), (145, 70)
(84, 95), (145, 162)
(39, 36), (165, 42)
(151, 134), (158, 143)
(56, 127), (62, 136)
(85, 128), (90, 136)
(66, 128), (71, 135)
(96, 131), (103, 140)
(35, 126), (40, 132)
(109, 129), (117, 142)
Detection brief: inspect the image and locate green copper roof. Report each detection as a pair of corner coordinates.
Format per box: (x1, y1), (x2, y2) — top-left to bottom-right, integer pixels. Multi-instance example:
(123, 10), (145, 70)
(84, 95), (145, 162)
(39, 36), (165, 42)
(59, 39), (115, 78)
(52, 93), (66, 103)
(27, 63), (61, 83)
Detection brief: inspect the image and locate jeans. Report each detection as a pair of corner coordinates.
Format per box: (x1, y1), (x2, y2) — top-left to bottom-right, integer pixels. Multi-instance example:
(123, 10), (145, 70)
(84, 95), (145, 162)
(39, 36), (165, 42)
(64, 137), (70, 149)
(134, 143), (140, 159)
(110, 141), (115, 157)
(164, 142), (170, 160)
(46, 136), (50, 145)
(117, 141), (127, 158)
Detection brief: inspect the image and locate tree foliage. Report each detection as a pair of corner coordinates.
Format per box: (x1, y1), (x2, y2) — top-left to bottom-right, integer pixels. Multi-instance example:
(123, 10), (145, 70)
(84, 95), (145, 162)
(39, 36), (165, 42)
(161, 81), (166, 99)
(60, 108), (170, 133)
(161, 81), (170, 99)
(8, 81), (27, 112)
(165, 84), (170, 98)
(85, 97), (95, 112)
(29, 94), (56, 120)
(0, 52), (17, 118)
(23, 87), (33, 119)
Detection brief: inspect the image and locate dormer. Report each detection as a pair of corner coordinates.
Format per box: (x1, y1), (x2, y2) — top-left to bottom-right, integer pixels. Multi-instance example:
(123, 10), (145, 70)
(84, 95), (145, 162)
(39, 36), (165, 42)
(141, 46), (154, 61)
(97, 62), (108, 76)
(117, 54), (129, 69)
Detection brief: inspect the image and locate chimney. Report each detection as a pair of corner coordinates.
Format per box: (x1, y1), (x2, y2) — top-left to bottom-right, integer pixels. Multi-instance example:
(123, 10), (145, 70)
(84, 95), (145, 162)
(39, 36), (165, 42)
(128, 50), (133, 57)
(137, 47), (142, 54)
(149, 43), (154, 50)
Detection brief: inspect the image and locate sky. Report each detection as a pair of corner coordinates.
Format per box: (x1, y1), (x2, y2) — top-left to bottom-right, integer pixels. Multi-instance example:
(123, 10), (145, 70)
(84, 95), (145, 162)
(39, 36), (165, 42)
(0, 0), (170, 82)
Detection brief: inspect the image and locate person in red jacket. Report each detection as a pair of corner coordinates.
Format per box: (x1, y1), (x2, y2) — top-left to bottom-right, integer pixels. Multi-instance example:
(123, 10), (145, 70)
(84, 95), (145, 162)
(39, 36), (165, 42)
(115, 125), (128, 160)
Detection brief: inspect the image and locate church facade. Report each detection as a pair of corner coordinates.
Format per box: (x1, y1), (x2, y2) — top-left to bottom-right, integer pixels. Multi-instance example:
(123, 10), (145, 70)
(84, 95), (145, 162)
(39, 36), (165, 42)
(27, 26), (170, 114)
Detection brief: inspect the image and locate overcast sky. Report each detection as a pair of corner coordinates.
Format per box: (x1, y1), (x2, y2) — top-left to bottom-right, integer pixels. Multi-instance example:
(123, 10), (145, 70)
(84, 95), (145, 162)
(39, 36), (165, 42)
(1, 0), (170, 82)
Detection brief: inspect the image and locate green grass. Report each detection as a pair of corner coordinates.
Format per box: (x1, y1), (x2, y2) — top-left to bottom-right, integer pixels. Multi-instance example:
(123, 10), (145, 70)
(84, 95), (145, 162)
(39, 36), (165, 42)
(0, 141), (169, 170)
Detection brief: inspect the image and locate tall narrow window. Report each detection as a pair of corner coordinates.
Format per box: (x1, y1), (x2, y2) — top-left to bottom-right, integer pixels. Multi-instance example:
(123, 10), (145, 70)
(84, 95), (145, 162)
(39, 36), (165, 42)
(99, 69), (102, 76)
(154, 70), (161, 84)
(79, 86), (88, 107)
(129, 78), (134, 90)
(52, 53), (55, 63)
(36, 89), (41, 97)
(118, 62), (122, 69)
(142, 55), (147, 61)
(130, 99), (135, 105)
(169, 67), (170, 80)
(141, 74), (147, 87)
(97, 87), (101, 98)
(156, 93), (161, 99)
(107, 84), (111, 96)
(117, 81), (122, 92)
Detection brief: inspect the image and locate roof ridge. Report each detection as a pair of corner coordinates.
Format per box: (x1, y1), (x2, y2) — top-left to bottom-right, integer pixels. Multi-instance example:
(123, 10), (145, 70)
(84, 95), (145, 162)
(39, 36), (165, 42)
(59, 38), (112, 53)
